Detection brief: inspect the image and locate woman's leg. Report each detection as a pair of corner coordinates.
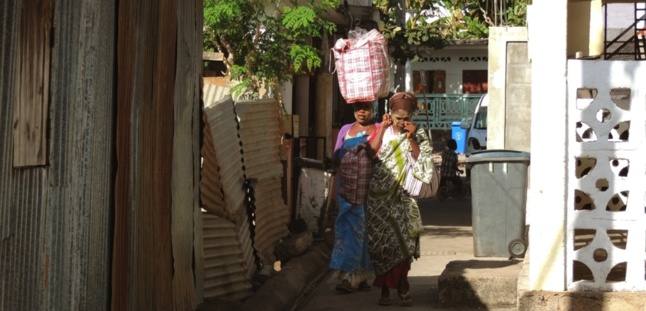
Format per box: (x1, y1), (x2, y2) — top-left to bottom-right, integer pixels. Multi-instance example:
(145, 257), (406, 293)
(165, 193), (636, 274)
(378, 285), (391, 306)
(397, 267), (413, 306)
(397, 275), (409, 294)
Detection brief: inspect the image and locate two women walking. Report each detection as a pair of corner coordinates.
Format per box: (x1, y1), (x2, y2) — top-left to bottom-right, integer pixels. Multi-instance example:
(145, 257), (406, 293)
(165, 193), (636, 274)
(330, 92), (435, 307)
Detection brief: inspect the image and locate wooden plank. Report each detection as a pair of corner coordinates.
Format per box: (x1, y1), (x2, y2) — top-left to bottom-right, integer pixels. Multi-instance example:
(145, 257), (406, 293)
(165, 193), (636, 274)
(202, 51), (224, 61)
(113, 0), (182, 310)
(13, 0), (53, 167)
(144, 0), (176, 309)
(172, 0), (201, 309)
(113, 0), (137, 309)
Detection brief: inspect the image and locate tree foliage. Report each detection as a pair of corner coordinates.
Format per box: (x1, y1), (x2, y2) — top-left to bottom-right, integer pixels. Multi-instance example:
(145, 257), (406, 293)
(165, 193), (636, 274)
(374, 0), (529, 63)
(203, 0), (529, 93)
(204, 0), (338, 95)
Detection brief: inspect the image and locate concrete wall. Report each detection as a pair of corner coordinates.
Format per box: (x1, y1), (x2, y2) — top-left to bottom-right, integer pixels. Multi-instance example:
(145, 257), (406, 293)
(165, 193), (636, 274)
(488, 27), (531, 152)
(407, 47), (488, 94)
(524, 0), (646, 301)
(565, 60), (646, 292)
(568, 0), (604, 58)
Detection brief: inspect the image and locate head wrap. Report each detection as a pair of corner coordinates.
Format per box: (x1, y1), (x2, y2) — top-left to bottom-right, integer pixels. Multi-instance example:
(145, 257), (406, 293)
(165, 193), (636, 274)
(389, 92), (417, 112)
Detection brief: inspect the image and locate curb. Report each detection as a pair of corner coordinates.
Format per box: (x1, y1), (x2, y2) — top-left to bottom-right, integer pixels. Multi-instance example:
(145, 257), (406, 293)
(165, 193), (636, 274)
(242, 240), (332, 311)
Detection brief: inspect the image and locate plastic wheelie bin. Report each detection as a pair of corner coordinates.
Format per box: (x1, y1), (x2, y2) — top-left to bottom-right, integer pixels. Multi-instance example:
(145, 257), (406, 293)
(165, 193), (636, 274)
(451, 121), (467, 154)
(466, 150), (530, 258)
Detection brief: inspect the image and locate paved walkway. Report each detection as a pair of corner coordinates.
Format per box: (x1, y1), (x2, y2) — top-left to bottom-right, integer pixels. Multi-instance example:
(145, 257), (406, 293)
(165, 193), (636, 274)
(296, 196), (516, 311)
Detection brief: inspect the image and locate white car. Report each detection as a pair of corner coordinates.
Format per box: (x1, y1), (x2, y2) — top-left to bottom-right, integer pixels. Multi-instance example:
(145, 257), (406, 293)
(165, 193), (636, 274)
(461, 93), (488, 155)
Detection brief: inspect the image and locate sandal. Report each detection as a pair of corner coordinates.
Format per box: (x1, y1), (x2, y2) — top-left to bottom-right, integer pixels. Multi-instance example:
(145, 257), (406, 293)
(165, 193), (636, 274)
(378, 297), (391, 306)
(398, 291), (413, 307)
(335, 279), (353, 293)
(358, 281), (371, 291)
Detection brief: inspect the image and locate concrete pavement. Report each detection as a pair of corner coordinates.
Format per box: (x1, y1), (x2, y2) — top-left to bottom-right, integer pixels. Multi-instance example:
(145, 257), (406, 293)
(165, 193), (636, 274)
(296, 195), (520, 311)
(198, 191), (524, 311)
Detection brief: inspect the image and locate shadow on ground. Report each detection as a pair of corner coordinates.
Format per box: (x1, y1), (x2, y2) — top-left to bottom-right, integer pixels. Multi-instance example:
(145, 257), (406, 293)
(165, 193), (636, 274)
(421, 226), (472, 238)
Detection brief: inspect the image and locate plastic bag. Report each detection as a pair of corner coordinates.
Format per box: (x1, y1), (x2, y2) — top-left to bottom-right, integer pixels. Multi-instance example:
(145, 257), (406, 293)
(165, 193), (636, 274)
(332, 28), (391, 103)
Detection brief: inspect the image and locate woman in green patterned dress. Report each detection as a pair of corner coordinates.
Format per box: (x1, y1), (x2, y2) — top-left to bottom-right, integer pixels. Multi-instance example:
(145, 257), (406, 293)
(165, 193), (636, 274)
(365, 92), (435, 306)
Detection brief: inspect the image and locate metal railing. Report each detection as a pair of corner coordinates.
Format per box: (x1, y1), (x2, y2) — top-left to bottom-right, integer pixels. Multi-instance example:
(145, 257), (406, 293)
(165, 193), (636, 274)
(292, 94), (482, 161)
(413, 93), (483, 131)
(604, 3), (646, 60)
(293, 136), (328, 162)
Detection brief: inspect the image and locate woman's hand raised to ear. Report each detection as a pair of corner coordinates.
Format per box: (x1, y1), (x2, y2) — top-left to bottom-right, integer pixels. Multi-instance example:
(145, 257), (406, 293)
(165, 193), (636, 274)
(367, 114), (391, 158)
(381, 114), (393, 127)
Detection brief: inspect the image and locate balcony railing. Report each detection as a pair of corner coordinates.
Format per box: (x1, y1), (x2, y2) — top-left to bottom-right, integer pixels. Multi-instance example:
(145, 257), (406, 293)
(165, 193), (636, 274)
(413, 93), (483, 131)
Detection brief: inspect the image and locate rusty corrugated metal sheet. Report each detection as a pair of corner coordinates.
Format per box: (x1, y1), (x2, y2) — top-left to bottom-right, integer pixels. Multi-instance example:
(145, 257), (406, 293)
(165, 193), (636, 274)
(235, 98), (284, 180)
(0, 8), (20, 309)
(3, 0), (203, 309)
(200, 111), (226, 216)
(202, 212), (254, 300)
(235, 98), (290, 262)
(202, 93), (246, 220)
(200, 93), (293, 298)
(200, 83), (230, 219)
(202, 80), (230, 107)
(252, 178), (290, 261)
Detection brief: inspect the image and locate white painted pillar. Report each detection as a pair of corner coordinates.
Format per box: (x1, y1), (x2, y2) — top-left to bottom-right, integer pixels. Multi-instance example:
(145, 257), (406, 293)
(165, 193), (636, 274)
(527, 0), (569, 291)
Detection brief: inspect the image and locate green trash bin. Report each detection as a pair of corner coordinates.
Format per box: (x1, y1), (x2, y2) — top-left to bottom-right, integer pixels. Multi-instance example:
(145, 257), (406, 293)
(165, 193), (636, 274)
(466, 150), (530, 258)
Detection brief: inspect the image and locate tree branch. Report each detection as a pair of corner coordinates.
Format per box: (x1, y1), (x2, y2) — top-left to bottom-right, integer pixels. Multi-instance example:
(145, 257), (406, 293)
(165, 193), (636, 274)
(218, 32), (236, 72)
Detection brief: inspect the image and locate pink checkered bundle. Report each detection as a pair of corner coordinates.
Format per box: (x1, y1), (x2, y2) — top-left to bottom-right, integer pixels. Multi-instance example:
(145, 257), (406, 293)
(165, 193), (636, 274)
(332, 29), (391, 104)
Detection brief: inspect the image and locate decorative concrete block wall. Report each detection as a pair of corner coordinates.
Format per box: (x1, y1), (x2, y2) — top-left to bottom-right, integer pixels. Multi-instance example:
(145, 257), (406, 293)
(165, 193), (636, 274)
(567, 60), (646, 291)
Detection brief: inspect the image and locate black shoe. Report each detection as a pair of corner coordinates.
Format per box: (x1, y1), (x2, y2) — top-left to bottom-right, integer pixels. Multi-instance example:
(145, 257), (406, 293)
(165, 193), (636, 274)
(358, 281), (371, 291)
(335, 279), (353, 293)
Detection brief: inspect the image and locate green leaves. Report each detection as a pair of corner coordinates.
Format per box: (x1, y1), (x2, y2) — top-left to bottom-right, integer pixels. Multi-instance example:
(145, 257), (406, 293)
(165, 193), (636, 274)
(204, 0), (337, 95)
(283, 6), (316, 31)
(203, 0), (528, 94)
(374, 0), (527, 63)
(282, 5), (336, 38)
(290, 44), (321, 74)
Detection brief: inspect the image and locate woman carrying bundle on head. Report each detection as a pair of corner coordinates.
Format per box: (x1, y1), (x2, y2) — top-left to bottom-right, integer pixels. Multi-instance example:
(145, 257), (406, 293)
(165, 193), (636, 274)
(329, 101), (379, 293)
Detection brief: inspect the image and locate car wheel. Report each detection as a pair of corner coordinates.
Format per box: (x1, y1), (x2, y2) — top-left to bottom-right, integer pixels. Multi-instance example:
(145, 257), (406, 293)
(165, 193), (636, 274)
(468, 138), (481, 150)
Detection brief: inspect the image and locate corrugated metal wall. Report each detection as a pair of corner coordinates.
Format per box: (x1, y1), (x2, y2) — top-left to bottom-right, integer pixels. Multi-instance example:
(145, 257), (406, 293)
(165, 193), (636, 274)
(1, 0), (116, 310)
(0, 1), (29, 310)
(0, 0), (298, 307)
(2, 0), (206, 310)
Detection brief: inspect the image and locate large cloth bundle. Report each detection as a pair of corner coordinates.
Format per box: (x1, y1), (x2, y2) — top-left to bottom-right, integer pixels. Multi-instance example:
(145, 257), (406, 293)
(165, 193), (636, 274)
(332, 29), (391, 104)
